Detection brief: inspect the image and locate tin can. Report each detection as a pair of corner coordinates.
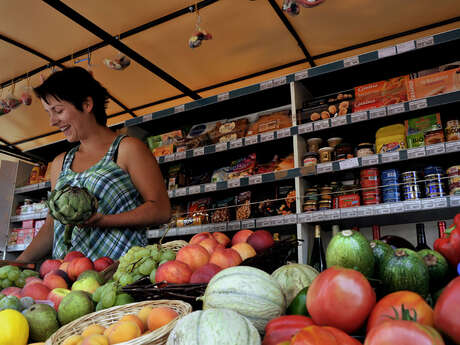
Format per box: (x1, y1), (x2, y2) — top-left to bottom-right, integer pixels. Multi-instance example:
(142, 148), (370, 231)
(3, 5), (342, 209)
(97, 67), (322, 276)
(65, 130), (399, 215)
(362, 189), (381, 205)
(447, 166), (460, 192)
(383, 186), (400, 203)
(402, 183), (421, 200)
(305, 188), (319, 201)
(445, 120), (460, 141)
(424, 166), (444, 176)
(401, 171), (418, 183)
(381, 169), (399, 182)
(318, 200), (332, 210)
(425, 174), (445, 198)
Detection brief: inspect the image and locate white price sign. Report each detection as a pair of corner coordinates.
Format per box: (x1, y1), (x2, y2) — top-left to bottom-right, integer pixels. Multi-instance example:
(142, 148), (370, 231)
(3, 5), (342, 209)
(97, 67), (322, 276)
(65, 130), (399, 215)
(362, 154), (379, 166)
(397, 40), (416, 54)
(374, 204), (391, 215)
(175, 188), (187, 197)
(416, 36), (434, 49)
(284, 214), (298, 224)
(229, 138), (243, 149)
(422, 197), (448, 209)
(175, 151), (186, 160)
(298, 212), (313, 223)
(273, 216), (285, 226)
(142, 114), (153, 122)
(217, 92), (230, 102)
(256, 217), (272, 227)
(227, 221), (241, 231)
(188, 185), (201, 195)
(381, 151), (400, 163)
(273, 76), (287, 87)
(215, 142), (227, 152)
(404, 200), (422, 211)
(260, 131), (275, 142)
(407, 147), (426, 159)
(331, 116), (348, 127)
(314, 119), (330, 131)
(389, 202), (405, 214)
(446, 140), (460, 153)
(260, 80), (274, 90)
(357, 206), (374, 217)
(311, 211), (324, 222)
(387, 103), (405, 115)
(167, 190), (174, 198)
(174, 104), (185, 114)
(276, 128), (291, 139)
(351, 111), (368, 123)
(227, 178), (241, 189)
(339, 158), (359, 170)
(450, 196), (460, 207)
(241, 219), (256, 229)
(316, 162), (333, 174)
(249, 175), (262, 185)
(244, 135), (258, 146)
(193, 147), (205, 157)
(214, 223), (227, 232)
(294, 69), (309, 81)
(409, 98), (428, 111)
(369, 107), (387, 119)
(341, 208), (358, 218)
(164, 154), (175, 162)
(298, 123), (313, 134)
(204, 183), (217, 192)
(343, 56), (359, 68)
(426, 143), (445, 156)
(378, 46), (396, 58)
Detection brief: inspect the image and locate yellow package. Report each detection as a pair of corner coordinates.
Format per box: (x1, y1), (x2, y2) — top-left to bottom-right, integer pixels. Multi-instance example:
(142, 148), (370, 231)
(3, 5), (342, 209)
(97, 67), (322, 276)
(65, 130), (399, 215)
(375, 124), (406, 153)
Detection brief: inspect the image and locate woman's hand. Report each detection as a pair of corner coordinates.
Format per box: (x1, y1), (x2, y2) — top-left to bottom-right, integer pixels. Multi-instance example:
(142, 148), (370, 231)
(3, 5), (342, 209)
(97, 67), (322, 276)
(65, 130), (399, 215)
(81, 212), (104, 228)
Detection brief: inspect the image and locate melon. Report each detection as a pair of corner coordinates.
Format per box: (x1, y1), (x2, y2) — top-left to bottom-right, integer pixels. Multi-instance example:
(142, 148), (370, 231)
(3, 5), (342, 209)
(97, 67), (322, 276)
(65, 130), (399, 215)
(166, 308), (260, 345)
(201, 266), (286, 332)
(271, 263), (319, 305)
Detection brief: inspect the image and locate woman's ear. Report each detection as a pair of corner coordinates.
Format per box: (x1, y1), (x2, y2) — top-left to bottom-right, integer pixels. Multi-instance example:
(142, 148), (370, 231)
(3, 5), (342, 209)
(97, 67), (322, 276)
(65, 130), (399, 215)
(82, 96), (94, 113)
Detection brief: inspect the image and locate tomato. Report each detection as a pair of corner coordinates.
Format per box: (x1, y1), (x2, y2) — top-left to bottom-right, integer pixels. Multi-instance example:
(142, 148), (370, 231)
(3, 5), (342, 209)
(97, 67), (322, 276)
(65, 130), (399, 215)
(434, 276), (460, 344)
(364, 320), (445, 345)
(306, 266), (376, 334)
(291, 325), (361, 345)
(367, 290), (434, 332)
(263, 315), (315, 345)
(322, 327), (362, 345)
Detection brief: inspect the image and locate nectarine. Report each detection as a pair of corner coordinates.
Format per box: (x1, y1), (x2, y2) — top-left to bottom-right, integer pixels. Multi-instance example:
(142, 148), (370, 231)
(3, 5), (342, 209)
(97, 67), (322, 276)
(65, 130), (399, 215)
(209, 246), (242, 269)
(68, 257), (94, 280)
(22, 282), (51, 300)
(39, 259), (63, 278)
(247, 230), (274, 253)
(176, 244), (209, 271)
(231, 242), (257, 261)
(231, 229), (254, 246)
(198, 237), (219, 255)
(155, 261), (192, 284)
(189, 232), (213, 245)
(189, 263), (222, 283)
(212, 232), (231, 247)
(147, 307), (178, 331)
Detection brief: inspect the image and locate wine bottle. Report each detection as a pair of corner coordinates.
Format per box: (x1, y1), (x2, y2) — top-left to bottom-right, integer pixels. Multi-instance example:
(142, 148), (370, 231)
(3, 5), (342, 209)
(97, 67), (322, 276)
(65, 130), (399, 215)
(437, 221), (446, 239)
(372, 225), (381, 240)
(415, 223), (430, 251)
(309, 225), (327, 272)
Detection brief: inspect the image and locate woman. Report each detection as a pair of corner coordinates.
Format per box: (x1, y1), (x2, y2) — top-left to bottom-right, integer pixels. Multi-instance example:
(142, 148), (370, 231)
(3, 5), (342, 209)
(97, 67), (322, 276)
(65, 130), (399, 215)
(17, 67), (171, 262)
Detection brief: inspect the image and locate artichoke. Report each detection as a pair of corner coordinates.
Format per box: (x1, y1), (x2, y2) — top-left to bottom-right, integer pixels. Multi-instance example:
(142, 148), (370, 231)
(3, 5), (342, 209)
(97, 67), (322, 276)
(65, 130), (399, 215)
(46, 185), (98, 249)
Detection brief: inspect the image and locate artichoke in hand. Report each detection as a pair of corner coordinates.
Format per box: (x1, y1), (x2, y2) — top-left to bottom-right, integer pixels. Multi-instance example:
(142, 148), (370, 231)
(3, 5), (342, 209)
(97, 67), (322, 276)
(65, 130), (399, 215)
(46, 185), (98, 249)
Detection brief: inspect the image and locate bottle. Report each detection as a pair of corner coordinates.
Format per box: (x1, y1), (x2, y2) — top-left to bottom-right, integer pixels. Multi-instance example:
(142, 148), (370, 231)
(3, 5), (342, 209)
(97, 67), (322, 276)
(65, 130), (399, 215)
(372, 225), (381, 240)
(309, 225), (327, 272)
(352, 226), (360, 232)
(437, 221), (446, 239)
(332, 224), (340, 236)
(415, 223), (430, 251)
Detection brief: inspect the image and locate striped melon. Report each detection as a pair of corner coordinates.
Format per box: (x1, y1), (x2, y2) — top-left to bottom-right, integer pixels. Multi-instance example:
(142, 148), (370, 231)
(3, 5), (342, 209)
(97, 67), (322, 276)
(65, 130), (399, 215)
(166, 308), (260, 345)
(271, 263), (319, 305)
(201, 266), (286, 332)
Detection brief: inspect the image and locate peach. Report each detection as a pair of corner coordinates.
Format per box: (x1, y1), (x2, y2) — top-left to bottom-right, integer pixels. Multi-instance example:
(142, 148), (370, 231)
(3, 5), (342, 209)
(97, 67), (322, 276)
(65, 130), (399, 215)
(80, 334), (109, 345)
(45, 269), (72, 285)
(68, 257), (94, 281)
(137, 306), (153, 329)
(231, 229), (254, 246)
(198, 237), (219, 255)
(93, 257), (114, 272)
(1, 286), (22, 298)
(43, 273), (69, 290)
(39, 259), (63, 278)
(209, 246), (242, 269)
(120, 314), (144, 333)
(189, 232), (213, 245)
(81, 324), (106, 337)
(176, 244), (210, 271)
(231, 242), (257, 261)
(61, 334), (83, 345)
(247, 230), (274, 253)
(104, 320), (141, 344)
(190, 263), (222, 283)
(155, 261), (192, 284)
(25, 277), (43, 286)
(212, 232), (231, 247)
(60, 262), (70, 273)
(22, 282), (51, 300)
(147, 307), (178, 331)
(47, 288), (70, 311)
(64, 251), (86, 263)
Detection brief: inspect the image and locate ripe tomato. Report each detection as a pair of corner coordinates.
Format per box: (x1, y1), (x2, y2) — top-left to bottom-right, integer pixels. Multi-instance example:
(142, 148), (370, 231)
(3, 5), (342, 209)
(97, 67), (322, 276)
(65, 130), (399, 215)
(306, 266), (376, 334)
(263, 315), (315, 345)
(291, 325), (361, 345)
(364, 320), (445, 345)
(434, 276), (460, 344)
(322, 327), (362, 345)
(367, 290), (434, 332)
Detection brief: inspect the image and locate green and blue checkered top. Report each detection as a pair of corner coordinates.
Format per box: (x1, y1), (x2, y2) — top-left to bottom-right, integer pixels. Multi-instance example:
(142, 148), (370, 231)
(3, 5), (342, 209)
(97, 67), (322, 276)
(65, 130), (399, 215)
(52, 135), (147, 260)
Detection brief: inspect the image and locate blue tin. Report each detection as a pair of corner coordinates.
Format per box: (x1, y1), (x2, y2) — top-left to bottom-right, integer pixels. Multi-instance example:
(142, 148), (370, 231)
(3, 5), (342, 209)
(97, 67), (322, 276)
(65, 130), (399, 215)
(402, 183), (421, 200)
(381, 169), (399, 182)
(382, 185), (400, 203)
(424, 165), (444, 176)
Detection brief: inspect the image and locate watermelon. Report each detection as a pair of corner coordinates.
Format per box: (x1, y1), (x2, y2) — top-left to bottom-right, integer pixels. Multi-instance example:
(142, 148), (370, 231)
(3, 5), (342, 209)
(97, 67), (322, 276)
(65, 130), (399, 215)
(418, 249), (449, 291)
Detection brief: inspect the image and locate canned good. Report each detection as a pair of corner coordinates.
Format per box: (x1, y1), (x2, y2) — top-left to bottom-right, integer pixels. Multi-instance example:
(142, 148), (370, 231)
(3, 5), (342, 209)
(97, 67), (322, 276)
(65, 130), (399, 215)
(383, 186), (400, 203)
(425, 174), (445, 198)
(318, 200), (332, 210)
(303, 200), (318, 212)
(381, 169), (399, 182)
(305, 188), (319, 201)
(362, 189), (381, 205)
(327, 137), (343, 148)
(360, 168), (379, 178)
(402, 183), (421, 200)
(303, 152), (319, 167)
(338, 194), (361, 208)
(318, 147), (334, 163)
(401, 171), (419, 183)
(424, 166), (444, 176)
(356, 143), (374, 157)
(320, 186), (333, 200)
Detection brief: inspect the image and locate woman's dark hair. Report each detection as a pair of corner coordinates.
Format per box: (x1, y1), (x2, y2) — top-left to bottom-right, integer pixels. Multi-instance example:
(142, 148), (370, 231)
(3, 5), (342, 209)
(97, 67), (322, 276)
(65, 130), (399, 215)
(34, 67), (109, 126)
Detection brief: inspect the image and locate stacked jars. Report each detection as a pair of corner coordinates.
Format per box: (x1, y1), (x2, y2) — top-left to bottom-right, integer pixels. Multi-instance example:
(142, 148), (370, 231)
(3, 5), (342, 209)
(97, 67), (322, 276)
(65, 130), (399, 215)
(424, 166), (446, 198)
(303, 187), (319, 212)
(447, 165), (460, 195)
(381, 169), (400, 203)
(360, 168), (380, 205)
(401, 170), (422, 200)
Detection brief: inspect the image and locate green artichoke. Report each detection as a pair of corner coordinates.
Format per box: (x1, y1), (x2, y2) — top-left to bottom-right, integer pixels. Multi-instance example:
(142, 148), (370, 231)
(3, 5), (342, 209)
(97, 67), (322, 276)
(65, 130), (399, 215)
(46, 185), (98, 249)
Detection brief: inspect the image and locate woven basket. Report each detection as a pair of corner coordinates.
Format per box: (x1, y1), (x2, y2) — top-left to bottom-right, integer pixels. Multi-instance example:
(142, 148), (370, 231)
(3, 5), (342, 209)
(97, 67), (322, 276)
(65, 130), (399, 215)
(45, 299), (192, 345)
(160, 240), (188, 253)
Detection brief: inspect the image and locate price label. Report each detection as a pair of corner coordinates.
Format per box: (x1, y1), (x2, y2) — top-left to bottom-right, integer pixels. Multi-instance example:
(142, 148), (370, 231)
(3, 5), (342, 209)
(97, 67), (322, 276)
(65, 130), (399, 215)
(175, 188), (187, 197)
(193, 147), (205, 157)
(426, 143), (445, 156)
(227, 221), (241, 231)
(273, 76), (287, 87)
(404, 200), (422, 211)
(331, 116), (348, 127)
(164, 154), (175, 162)
(369, 107), (387, 119)
(260, 131), (275, 142)
(284, 214), (298, 224)
(298, 123), (313, 134)
(433, 197), (448, 208)
(397, 40), (416, 54)
(273, 216), (285, 226)
(378, 46), (397, 58)
(357, 206), (374, 217)
(389, 202), (405, 214)
(215, 142), (228, 152)
(256, 217), (271, 227)
(167, 190), (174, 198)
(450, 196), (460, 207)
(322, 210), (335, 221)
(188, 185), (201, 195)
(374, 204), (391, 215)
(276, 128), (291, 139)
(227, 178), (241, 188)
(311, 211), (324, 222)
(387, 103), (405, 115)
(142, 114), (153, 123)
(362, 154), (379, 166)
(214, 223), (227, 232)
(241, 219), (256, 229)
(298, 212), (312, 223)
(341, 208), (358, 218)
(244, 135), (258, 146)
(155, 156), (160, 163)
(229, 138), (243, 149)
(260, 80), (274, 90)
(416, 36), (434, 49)
(339, 157), (359, 170)
(381, 151), (400, 163)
(175, 151), (186, 160)
(186, 225), (201, 235)
(313, 119), (330, 131)
(407, 147), (426, 159)
(249, 175), (262, 185)
(205, 183), (217, 192)
(446, 140), (460, 153)
(147, 229), (160, 239)
(174, 104), (185, 114)
(343, 56), (359, 68)
(217, 92), (230, 102)
(409, 98), (428, 111)
(294, 69), (309, 81)
(316, 162), (333, 174)
(201, 224), (211, 232)
(422, 198), (447, 209)
(351, 111), (368, 123)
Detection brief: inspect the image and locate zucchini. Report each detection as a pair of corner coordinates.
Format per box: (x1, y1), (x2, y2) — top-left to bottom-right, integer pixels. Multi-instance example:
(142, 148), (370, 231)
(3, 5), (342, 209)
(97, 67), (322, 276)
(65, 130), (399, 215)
(286, 286), (309, 316)
(369, 240), (393, 274)
(418, 249), (449, 291)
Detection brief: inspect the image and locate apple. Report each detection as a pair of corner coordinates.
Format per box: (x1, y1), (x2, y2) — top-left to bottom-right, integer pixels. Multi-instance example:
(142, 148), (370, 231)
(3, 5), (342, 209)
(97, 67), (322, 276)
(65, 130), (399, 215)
(44, 269), (72, 286)
(189, 263), (222, 283)
(209, 246), (242, 269)
(47, 288), (70, 311)
(155, 261), (192, 284)
(176, 244), (210, 271)
(25, 277), (43, 286)
(247, 230), (274, 253)
(1, 287), (22, 298)
(39, 259), (63, 278)
(189, 232), (213, 245)
(231, 229), (254, 246)
(63, 251), (85, 263)
(198, 237), (219, 255)
(68, 257), (94, 280)
(71, 277), (100, 294)
(212, 232), (231, 247)
(59, 262), (70, 273)
(43, 272), (68, 290)
(93, 257), (114, 272)
(22, 282), (51, 300)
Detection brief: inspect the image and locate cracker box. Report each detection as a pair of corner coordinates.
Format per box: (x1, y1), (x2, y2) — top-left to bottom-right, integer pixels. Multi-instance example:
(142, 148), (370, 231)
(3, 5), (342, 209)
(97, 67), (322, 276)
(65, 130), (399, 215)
(16, 228), (35, 245)
(406, 68), (460, 100)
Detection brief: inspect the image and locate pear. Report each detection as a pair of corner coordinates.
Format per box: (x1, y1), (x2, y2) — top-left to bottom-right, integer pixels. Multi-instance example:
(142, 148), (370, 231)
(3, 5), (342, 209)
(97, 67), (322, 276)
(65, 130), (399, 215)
(58, 290), (94, 325)
(24, 304), (60, 341)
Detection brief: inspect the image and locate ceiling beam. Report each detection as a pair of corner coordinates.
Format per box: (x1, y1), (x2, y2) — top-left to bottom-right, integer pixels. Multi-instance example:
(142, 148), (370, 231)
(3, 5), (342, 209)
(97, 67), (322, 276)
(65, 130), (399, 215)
(41, 0), (201, 100)
(0, 145), (45, 164)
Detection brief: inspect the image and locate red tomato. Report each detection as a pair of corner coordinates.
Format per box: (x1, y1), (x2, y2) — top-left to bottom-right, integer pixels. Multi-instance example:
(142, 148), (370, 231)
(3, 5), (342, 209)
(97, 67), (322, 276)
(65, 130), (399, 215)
(263, 315), (315, 345)
(291, 325), (338, 345)
(322, 327), (362, 345)
(434, 276), (460, 344)
(364, 320), (445, 345)
(367, 290), (434, 332)
(306, 266), (376, 333)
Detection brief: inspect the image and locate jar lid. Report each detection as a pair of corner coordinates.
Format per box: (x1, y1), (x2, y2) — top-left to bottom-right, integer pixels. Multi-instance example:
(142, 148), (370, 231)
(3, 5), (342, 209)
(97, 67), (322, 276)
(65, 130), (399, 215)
(357, 142), (374, 148)
(318, 146), (334, 153)
(303, 152), (319, 158)
(319, 200), (332, 205)
(307, 137), (323, 144)
(304, 200), (318, 205)
(327, 137), (343, 144)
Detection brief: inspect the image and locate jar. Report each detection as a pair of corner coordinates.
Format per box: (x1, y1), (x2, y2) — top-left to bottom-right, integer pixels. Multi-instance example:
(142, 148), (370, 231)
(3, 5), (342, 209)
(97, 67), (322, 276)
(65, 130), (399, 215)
(335, 143), (354, 160)
(318, 147), (334, 163)
(307, 137), (323, 152)
(20, 199), (33, 214)
(320, 186), (333, 200)
(318, 200), (332, 210)
(305, 188), (319, 201)
(303, 200), (318, 212)
(327, 137), (343, 148)
(303, 152), (319, 167)
(356, 143), (374, 157)
(445, 120), (460, 141)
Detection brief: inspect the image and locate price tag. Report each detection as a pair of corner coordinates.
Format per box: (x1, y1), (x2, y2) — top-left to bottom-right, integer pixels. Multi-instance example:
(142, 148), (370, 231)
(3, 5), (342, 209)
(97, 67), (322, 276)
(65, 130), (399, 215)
(357, 206), (374, 217)
(205, 183), (217, 192)
(273, 76), (287, 87)
(227, 178), (241, 188)
(298, 212), (312, 223)
(351, 111), (368, 123)
(369, 107), (387, 119)
(175, 151), (186, 160)
(175, 188), (187, 197)
(260, 131), (275, 142)
(381, 151), (400, 163)
(416, 36), (434, 49)
(164, 154), (175, 162)
(422, 198), (447, 209)
(276, 128), (291, 139)
(339, 157), (359, 170)
(260, 80), (274, 90)
(273, 216), (285, 226)
(228, 221), (241, 231)
(331, 116), (348, 127)
(142, 114), (153, 122)
(147, 229), (160, 239)
(450, 196), (460, 207)
(174, 104), (185, 114)
(404, 200), (422, 211)
(433, 197), (448, 208)
(241, 219), (256, 229)
(201, 224), (212, 232)
(215, 142), (227, 152)
(426, 143), (445, 156)
(446, 140), (460, 153)
(217, 92), (230, 102)
(193, 147), (205, 156)
(409, 98), (428, 111)
(341, 208), (358, 218)
(388, 202), (404, 214)
(407, 147), (426, 159)
(188, 185), (201, 195)
(343, 56), (359, 68)
(155, 156), (160, 163)
(214, 223), (227, 232)
(229, 138), (243, 149)
(387, 103), (405, 115)
(256, 217), (272, 227)
(298, 123), (313, 134)
(313, 119), (330, 131)
(249, 175), (262, 185)
(244, 135), (258, 146)
(186, 225), (201, 235)
(322, 210), (334, 220)
(396, 40), (416, 54)
(362, 154), (379, 166)
(374, 204), (391, 215)
(294, 69), (309, 81)
(284, 214), (298, 224)
(316, 162), (333, 174)
(167, 190), (174, 198)
(311, 211), (324, 222)
(378, 46), (396, 58)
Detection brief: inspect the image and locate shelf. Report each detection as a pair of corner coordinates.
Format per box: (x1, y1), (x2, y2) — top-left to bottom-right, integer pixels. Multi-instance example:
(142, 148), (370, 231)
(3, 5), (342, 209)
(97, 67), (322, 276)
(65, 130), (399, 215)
(15, 181), (51, 194)
(10, 211), (48, 223)
(6, 244), (28, 252)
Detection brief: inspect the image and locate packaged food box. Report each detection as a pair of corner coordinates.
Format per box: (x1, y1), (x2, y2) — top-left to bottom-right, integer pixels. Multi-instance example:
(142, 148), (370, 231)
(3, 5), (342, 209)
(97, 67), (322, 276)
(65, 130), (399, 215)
(375, 124), (406, 153)
(22, 220), (35, 229)
(405, 113), (444, 148)
(8, 230), (18, 245)
(16, 228), (35, 245)
(300, 91), (354, 123)
(153, 144), (174, 157)
(34, 219), (46, 234)
(247, 110), (292, 135)
(407, 68), (460, 100)
(338, 194), (360, 208)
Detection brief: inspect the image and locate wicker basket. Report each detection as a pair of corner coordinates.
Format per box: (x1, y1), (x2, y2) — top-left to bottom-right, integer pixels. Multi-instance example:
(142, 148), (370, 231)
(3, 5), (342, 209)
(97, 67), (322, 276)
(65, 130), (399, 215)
(160, 240), (188, 253)
(45, 299), (192, 345)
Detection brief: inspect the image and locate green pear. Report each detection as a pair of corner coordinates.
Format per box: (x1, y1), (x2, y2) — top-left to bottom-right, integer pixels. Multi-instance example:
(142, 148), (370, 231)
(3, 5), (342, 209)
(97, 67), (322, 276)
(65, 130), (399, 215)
(58, 290), (94, 325)
(24, 304), (60, 341)
(77, 270), (104, 285)
(72, 277), (100, 294)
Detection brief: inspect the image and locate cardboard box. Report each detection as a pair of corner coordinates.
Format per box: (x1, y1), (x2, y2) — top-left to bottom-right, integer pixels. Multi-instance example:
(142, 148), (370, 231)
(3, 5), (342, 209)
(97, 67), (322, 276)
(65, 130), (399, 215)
(35, 219), (46, 235)
(405, 113), (443, 148)
(16, 228), (34, 245)
(22, 220), (35, 229)
(407, 68), (460, 100)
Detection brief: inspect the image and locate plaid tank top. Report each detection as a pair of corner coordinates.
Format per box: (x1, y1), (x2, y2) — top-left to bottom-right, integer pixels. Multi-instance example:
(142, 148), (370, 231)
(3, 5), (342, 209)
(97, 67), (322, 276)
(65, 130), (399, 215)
(52, 135), (147, 260)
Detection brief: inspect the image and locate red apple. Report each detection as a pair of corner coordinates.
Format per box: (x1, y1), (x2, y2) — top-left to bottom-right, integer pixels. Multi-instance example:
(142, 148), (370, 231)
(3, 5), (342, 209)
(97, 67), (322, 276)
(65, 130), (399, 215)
(189, 232), (213, 245)
(199, 237), (219, 255)
(44, 269), (72, 285)
(231, 229), (254, 246)
(176, 244), (210, 272)
(190, 263), (222, 283)
(63, 251), (86, 263)
(22, 282), (51, 300)
(247, 230), (274, 253)
(47, 288), (70, 311)
(1, 287), (22, 298)
(67, 257), (94, 280)
(209, 246), (242, 269)
(39, 259), (63, 278)
(25, 277), (43, 286)
(212, 232), (231, 247)
(93, 257), (114, 272)
(43, 272), (69, 290)
(231, 242), (257, 261)
(155, 261), (192, 284)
